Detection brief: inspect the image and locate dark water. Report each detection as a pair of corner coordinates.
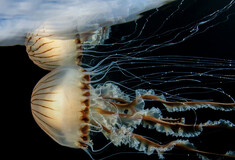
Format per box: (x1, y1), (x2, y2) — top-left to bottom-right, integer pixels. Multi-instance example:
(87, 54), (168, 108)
(1, 0), (235, 159)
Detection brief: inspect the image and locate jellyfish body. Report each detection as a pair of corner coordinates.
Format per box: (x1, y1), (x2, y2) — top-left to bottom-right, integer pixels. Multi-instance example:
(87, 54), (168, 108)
(31, 65), (235, 159)
(31, 66), (90, 148)
(25, 25), (110, 70)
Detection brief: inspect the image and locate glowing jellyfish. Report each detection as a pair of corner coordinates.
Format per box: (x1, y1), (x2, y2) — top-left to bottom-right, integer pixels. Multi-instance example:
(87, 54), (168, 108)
(31, 65), (235, 159)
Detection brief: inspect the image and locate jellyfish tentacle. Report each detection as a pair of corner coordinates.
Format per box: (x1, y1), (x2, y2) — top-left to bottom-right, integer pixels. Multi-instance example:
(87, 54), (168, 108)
(103, 97), (235, 135)
(133, 133), (235, 159)
(95, 108), (235, 137)
(103, 97), (184, 123)
(141, 95), (235, 112)
(106, 98), (138, 114)
(159, 117), (184, 123)
(131, 114), (234, 136)
(141, 115), (203, 137)
(140, 115), (235, 136)
(95, 119), (235, 159)
(175, 143), (235, 159)
(141, 115), (235, 130)
(103, 95), (235, 112)
(93, 120), (188, 158)
(102, 96), (129, 104)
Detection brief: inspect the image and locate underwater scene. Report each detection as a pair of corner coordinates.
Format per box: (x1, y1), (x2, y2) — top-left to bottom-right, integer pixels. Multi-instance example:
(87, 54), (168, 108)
(1, 0), (235, 159)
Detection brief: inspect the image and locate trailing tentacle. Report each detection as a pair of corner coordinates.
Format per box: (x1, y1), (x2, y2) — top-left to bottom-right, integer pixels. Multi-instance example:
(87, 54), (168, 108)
(94, 120), (235, 159)
(96, 107), (235, 137)
(103, 95), (235, 113)
(141, 95), (235, 112)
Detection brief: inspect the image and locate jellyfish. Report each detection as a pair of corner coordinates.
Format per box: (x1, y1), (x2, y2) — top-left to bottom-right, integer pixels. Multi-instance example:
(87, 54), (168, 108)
(21, 0), (235, 72)
(24, 25), (110, 70)
(1, 0), (235, 159)
(31, 65), (235, 159)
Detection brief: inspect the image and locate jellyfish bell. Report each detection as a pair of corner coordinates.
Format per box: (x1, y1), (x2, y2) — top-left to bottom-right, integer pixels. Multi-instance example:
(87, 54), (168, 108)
(25, 24), (110, 70)
(31, 65), (235, 159)
(31, 65), (91, 148)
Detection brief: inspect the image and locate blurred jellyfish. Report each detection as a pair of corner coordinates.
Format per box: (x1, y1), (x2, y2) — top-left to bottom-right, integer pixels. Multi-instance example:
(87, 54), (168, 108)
(0, 0), (174, 46)
(31, 65), (235, 159)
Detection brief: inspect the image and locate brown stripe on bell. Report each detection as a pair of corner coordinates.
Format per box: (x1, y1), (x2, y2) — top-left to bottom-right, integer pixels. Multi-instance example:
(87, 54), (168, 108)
(83, 74), (90, 82)
(75, 36), (83, 64)
(25, 27), (83, 70)
(79, 141), (88, 148)
(30, 66), (91, 149)
(80, 125), (89, 135)
(81, 70), (90, 94)
(80, 106), (90, 123)
(83, 92), (91, 97)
